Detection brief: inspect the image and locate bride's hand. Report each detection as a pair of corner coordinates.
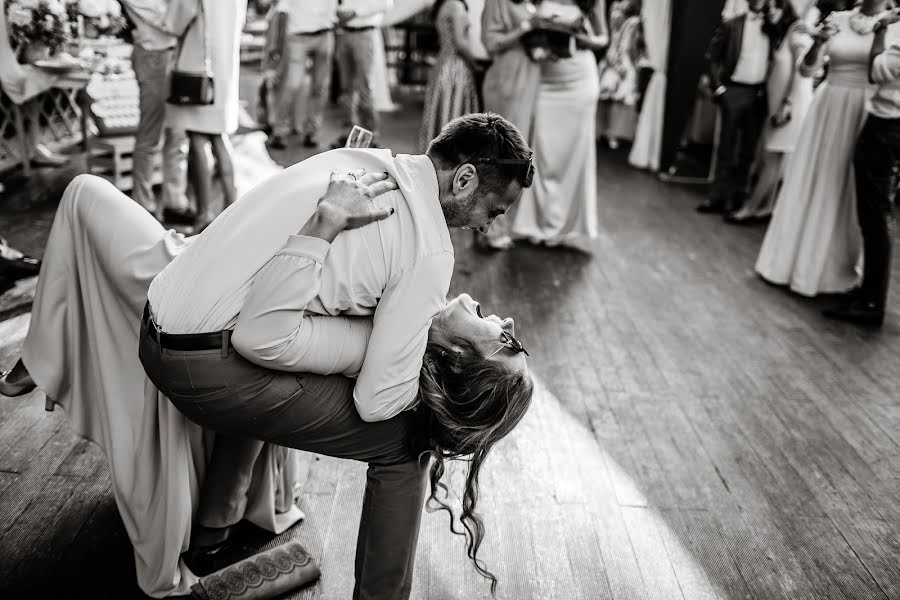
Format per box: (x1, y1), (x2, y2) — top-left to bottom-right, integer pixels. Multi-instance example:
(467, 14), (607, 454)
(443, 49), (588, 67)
(316, 170), (399, 231)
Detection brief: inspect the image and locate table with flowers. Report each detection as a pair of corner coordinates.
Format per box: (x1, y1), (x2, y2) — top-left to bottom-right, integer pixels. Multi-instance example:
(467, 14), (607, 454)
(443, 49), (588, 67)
(1, 0), (128, 175)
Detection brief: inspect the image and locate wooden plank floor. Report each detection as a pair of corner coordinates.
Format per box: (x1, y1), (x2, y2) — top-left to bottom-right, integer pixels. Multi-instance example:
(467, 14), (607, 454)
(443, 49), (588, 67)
(2, 149), (899, 599)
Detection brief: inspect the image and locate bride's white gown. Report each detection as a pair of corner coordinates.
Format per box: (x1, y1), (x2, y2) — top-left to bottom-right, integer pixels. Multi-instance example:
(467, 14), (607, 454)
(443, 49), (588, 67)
(21, 174), (304, 597)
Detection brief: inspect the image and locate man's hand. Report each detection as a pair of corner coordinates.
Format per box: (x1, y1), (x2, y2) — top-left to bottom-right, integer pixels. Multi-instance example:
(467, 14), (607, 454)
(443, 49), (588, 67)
(771, 101), (792, 127)
(811, 20), (839, 44)
(336, 7), (356, 23)
(311, 169), (398, 238)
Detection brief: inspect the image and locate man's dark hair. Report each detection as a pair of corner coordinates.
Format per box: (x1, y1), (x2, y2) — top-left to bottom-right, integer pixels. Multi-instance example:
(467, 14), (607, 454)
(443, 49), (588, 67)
(426, 113), (533, 196)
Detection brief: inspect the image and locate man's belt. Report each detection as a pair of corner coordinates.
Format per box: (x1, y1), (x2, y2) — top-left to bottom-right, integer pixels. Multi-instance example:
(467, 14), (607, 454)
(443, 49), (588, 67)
(292, 28), (333, 37)
(342, 25), (375, 33)
(727, 80), (765, 88)
(142, 303), (230, 352)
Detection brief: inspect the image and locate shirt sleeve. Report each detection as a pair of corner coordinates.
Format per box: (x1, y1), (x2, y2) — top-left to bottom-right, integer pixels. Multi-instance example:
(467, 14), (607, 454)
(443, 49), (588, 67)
(872, 42), (900, 84)
(231, 235), (373, 377)
(352, 251), (454, 422)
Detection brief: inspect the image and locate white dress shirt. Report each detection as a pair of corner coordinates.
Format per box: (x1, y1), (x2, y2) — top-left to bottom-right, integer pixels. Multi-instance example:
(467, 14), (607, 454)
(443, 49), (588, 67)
(147, 149), (454, 422)
(278, 0), (336, 34)
(869, 24), (900, 119)
(119, 0), (177, 51)
(731, 11), (770, 85)
(339, 0), (393, 29)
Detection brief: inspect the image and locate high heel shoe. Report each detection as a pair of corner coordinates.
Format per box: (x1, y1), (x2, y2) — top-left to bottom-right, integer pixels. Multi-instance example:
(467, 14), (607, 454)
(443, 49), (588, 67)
(0, 367), (37, 397)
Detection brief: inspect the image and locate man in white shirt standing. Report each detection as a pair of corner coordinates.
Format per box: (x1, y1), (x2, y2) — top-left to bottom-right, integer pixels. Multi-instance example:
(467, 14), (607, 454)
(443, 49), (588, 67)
(120, 0), (192, 222)
(825, 8), (900, 326)
(334, 0), (393, 144)
(139, 113), (532, 600)
(269, 0), (337, 149)
(699, 0), (774, 216)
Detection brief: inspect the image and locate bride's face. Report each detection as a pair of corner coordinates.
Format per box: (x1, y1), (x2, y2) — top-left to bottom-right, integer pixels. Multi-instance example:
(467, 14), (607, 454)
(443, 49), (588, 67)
(429, 294), (528, 371)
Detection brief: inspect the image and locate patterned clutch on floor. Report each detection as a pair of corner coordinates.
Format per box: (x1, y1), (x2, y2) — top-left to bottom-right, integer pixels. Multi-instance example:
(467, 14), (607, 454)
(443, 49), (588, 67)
(190, 541), (321, 600)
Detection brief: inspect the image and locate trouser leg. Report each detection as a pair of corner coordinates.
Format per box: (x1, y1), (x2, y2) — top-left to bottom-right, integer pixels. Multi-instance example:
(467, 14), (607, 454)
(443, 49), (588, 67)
(354, 458), (429, 600)
(139, 333), (428, 600)
(195, 435), (265, 528)
(273, 37), (308, 138)
(733, 90), (767, 209)
(304, 32), (335, 137)
(853, 116), (900, 309)
(131, 46), (169, 213)
(711, 90), (742, 205)
(347, 30), (380, 137)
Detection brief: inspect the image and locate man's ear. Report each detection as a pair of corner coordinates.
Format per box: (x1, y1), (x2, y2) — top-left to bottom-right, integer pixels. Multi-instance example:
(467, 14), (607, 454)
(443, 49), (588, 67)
(452, 164), (479, 197)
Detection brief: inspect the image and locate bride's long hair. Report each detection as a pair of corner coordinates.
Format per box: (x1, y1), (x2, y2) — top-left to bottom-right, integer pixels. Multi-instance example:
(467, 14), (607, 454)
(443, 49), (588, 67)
(413, 338), (535, 595)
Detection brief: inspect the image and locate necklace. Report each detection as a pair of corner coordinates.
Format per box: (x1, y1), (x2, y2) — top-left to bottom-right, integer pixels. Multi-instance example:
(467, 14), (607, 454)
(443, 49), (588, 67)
(848, 7), (880, 35)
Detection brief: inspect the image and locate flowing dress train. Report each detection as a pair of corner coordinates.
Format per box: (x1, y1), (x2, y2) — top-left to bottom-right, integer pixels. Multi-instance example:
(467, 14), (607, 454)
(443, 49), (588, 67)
(21, 174), (303, 597)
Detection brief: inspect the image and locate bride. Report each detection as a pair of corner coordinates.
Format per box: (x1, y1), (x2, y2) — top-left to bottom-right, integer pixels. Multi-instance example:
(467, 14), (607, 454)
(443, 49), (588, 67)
(0, 172), (533, 598)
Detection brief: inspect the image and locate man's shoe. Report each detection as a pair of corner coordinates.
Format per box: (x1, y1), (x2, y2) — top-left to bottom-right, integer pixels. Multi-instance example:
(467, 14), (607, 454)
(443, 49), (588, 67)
(302, 134), (318, 148)
(697, 200), (726, 214)
(162, 207), (198, 226)
(823, 300), (884, 326)
(268, 135), (288, 150)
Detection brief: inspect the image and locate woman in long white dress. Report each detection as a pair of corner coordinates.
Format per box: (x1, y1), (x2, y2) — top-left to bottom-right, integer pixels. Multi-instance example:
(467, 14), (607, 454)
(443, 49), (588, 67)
(728, 0), (817, 223)
(506, 0), (607, 246)
(755, 3), (896, 296)
(1, 175), (303, 597)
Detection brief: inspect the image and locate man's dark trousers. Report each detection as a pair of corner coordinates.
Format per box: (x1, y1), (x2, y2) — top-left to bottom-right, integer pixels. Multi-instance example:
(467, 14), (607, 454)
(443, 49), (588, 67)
(711, 83), (768, 211)
(138, 314), (429, 600)
(853, 114), (900, 311)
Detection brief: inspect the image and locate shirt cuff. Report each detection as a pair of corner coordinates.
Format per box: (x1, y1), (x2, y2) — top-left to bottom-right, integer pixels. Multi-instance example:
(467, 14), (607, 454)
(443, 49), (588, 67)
(278, 235), (331, 263)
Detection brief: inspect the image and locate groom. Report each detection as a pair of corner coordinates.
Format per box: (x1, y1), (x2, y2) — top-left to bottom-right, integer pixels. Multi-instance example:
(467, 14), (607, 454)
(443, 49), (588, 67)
(140, 113), (532, 600)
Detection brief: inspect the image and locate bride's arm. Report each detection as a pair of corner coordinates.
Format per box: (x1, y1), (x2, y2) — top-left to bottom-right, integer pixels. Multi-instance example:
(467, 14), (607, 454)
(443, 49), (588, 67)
(231, 232), (373, 377)
(232, 173), (396, 377)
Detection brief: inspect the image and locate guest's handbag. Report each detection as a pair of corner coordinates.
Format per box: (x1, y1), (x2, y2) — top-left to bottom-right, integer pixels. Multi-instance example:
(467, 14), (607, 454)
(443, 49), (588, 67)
(168, 0), (214, 106)
(189, 541), (321, 600)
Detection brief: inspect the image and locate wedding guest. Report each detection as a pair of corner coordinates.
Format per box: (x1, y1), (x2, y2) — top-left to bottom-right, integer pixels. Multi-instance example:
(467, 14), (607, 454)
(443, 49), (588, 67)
(825, 8), (900, 325)
(698, 0), (774, 215)
(596, 0), (644, 149)
(268, 0), (336, 150)
(166, 0), (247, 230)
(120, 0), (192, 224)
(418, 0), (481, 151)
(755, 1), (897, 296)
(334, 0), (394, 145)
(726, 0), (815, 224)
(504, 0), (608, 247)
(477, 0), (542, 250)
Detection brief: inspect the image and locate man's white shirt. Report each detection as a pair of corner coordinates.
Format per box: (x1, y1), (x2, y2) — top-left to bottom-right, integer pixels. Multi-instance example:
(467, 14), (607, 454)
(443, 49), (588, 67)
(148, 149), (453, 422)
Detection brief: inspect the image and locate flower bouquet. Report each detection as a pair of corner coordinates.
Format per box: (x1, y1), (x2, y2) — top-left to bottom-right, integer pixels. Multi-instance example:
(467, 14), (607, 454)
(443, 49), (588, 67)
(4, 0), (71, 61)
(67, 0), (126, 39)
